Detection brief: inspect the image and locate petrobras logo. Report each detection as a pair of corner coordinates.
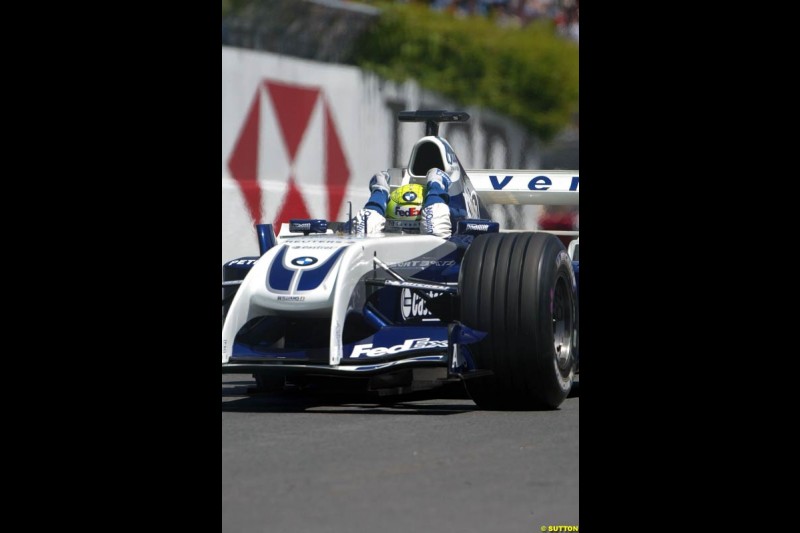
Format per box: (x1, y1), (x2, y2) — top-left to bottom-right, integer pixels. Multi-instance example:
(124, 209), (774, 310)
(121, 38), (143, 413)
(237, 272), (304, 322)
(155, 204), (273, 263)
(291, 256), (318, 266)
(401, 289), (441, 320)
(394, 205), (420, 218)
(349, 337), (448, 358)
(402, 190), (418, 202)
(227, 259), (257, 266)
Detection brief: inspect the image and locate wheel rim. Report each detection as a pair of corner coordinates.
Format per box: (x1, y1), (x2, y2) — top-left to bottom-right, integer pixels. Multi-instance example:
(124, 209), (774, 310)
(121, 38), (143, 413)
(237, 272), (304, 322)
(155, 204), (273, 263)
(552, 274), (573, 372)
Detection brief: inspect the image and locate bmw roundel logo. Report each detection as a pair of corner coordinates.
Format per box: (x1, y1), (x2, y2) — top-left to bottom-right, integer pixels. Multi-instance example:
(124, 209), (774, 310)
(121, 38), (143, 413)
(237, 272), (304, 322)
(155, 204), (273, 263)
(291, 256), (318, 267)
(402, 191), (417, 202)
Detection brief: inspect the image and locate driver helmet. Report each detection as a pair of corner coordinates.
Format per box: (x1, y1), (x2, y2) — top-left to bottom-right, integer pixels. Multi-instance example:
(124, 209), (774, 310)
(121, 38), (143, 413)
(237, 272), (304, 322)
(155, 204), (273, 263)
(387, 183), (425, 221)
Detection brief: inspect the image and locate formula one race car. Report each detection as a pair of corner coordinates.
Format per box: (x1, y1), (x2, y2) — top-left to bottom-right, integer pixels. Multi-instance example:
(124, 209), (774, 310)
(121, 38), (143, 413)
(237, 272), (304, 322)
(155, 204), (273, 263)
(222, 110), (579, 409)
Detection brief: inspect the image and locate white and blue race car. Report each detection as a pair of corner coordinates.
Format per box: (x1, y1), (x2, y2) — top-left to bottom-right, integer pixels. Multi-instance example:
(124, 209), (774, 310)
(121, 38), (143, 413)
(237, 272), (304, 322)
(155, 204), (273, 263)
(222, 110), (579, 409)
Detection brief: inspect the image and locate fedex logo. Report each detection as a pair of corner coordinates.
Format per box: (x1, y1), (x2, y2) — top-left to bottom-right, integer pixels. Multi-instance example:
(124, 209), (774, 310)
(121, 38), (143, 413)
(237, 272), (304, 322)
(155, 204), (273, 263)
(489, 175), (580, 192)
(394, 206), (420, 218)
(350, 337), (448, 358)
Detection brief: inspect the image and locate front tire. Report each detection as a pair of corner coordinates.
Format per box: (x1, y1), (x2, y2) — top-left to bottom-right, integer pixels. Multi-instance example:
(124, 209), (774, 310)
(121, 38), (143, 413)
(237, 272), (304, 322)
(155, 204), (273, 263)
(460, 232), (578, 410)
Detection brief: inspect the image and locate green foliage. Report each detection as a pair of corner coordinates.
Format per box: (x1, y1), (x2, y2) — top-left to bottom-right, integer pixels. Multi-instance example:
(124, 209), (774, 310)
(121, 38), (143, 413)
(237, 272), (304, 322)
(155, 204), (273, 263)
(222, 0), (252, 17)
(350, 3), (578, 140)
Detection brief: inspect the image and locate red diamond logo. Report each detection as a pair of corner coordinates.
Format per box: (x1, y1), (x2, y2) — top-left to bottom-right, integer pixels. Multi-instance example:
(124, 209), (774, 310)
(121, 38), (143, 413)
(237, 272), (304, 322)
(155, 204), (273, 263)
(226, 80), (352, 227)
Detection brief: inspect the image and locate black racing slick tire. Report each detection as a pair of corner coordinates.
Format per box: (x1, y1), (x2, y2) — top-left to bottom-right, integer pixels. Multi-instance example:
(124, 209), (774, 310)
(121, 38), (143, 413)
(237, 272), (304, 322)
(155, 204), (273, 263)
(460, 232), (578, 410)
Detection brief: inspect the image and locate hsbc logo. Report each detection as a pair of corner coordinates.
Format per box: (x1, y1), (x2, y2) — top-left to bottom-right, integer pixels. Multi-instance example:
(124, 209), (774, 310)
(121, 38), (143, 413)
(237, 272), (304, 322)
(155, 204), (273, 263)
(227, 80), (351, 227)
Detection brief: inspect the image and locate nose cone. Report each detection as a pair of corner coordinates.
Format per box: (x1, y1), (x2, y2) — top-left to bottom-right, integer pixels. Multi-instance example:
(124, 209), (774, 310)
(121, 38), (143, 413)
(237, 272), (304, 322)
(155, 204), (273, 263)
(251, 242), (350, 311)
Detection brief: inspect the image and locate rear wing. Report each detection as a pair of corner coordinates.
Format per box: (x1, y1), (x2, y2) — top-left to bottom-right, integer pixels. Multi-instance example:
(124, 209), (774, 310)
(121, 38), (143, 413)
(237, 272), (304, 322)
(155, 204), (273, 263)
(466, 170), (579, 206)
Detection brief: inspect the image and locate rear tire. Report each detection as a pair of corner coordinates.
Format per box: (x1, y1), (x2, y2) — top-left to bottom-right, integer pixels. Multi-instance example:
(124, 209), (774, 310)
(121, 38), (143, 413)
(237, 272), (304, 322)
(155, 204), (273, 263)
(460, 232), (577, 410)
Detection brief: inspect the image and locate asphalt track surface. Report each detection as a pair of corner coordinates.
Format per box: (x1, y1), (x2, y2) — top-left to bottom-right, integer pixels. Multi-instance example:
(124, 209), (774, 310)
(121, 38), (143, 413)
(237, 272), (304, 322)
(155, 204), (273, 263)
(222, 374), (579, 533)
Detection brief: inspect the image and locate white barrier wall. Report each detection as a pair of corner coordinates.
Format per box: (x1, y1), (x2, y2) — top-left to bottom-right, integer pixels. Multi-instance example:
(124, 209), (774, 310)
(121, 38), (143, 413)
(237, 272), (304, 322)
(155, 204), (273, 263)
(222, 46), (550, 263)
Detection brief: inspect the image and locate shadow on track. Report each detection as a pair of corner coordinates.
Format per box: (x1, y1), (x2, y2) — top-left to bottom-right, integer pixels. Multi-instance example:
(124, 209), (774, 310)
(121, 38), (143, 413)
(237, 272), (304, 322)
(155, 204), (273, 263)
(222, 376), (578, 414)
(221, 381), (477, 415)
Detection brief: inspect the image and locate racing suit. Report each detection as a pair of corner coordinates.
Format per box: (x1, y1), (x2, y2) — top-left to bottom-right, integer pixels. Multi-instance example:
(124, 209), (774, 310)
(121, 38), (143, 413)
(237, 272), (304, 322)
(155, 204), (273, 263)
(354, 168), (452, 238)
